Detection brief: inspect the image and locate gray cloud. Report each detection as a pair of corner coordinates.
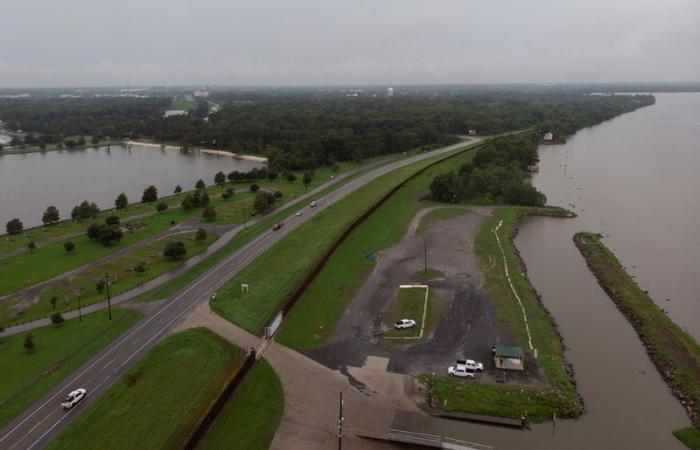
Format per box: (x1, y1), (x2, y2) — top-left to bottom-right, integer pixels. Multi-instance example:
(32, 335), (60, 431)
(0, 0), (698, 86)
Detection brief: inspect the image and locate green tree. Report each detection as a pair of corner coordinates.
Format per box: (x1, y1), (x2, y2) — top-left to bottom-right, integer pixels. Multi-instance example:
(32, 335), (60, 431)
(27, 241), (36, 252)
(64, 241), (75, 253)
(142, 185), (158, 203)
(181, 194), (194, 211)
(429, 171), (465, 203)
(195, 179), (206, 190)
(195, 228), (207, 241)
(6, 218), (23, 235)
(303, 171), (314, 191)
(115, 192), (129, 210)
(42, 206), (60, 226)
(50, 296), (58, 310)
(174, 185), (182, 194)
(24, 333), (35, 353)
(253, 192), (271, 214)
(156, 202), (168, 212)
(249, 184), (260, 193)
(51, 312), (65, 326)
(286, 173), (297, 183)
(98, 227), (123, 246)
(105, 215), (121, 227)
(163, 241), (187, 260)
(201, 206), (217, 221)
(200, 192), (210, 207)
(214, 171), (226, 186)
(267, 171), (278, 181)
(71, 201), (100, 221)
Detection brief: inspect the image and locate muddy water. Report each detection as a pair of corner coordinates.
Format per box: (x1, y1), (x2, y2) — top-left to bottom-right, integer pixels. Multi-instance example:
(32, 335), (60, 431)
(0, 145), (260, 228)
(426, 94), (698, 449)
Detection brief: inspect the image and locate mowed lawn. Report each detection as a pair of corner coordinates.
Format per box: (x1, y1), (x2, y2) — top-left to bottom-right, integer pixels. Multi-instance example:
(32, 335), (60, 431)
(277, 149), (476, 348)
(210, 146), (472, 335)
(197, 360), (284, 450)
(46, 328), (246, 450)
(0, 308), (141, 428)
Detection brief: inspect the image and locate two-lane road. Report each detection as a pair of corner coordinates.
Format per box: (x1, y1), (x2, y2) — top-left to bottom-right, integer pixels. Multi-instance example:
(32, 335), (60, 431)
(0, 139), (478, 450)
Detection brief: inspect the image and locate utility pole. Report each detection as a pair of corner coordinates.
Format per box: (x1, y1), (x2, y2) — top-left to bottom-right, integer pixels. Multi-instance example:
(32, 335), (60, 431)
(424, 237), (428, 273)
(338, 392), (343, 450)
(105, 272), (112, 320)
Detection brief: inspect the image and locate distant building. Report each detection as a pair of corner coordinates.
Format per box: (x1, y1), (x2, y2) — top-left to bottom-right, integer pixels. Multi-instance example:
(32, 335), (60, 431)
(387, 87), (394, 97)
(193, 89), (210, 98)
(468, 129), (477, 136)
(543, 132), (554, 141)
(164, 110), (188, 117)
(494, 345), (525, 371)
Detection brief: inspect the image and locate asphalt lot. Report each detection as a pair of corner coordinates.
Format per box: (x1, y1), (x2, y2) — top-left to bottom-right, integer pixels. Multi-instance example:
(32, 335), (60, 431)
(0, 140), (475, 450)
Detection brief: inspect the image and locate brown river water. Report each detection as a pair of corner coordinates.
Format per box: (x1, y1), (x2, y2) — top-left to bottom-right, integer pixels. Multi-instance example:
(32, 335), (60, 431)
(428, 93), (700, 449)
(0, 145), (260, 228)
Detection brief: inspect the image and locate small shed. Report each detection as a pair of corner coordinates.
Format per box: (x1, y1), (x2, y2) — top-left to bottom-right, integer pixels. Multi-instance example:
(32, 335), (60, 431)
(494, 345), (525, 371)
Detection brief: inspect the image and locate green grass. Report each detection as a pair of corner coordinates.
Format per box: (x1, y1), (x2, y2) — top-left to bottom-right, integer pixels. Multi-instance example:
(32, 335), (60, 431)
(428, 377), (579, 423)
(0, 308), (141, 428)
(171, 98), (197, 111)
(1, 231), (216, 326)
(415, 207), (470, 235)
(212, 145), (476, 337)
(674, 427), (700, 450)
(276, 151), (478, 349)
(197, 360), (284, 450)
(575, 231), (700, 429)
(415, 268), (443, 280)
(383, 288), (427, 339)
(47, 328), (245, 450)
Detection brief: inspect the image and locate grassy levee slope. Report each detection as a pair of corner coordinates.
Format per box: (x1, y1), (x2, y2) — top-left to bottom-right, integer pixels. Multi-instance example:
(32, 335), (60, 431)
(431, 207), (582, 423)
(574, 232), (700, 442)
(211, 145), (474, 335)
(197, 360), (284, 450)
(46, 328), (245, 450)
(0, 308), (141, 428)
(276, 158), (476, 348)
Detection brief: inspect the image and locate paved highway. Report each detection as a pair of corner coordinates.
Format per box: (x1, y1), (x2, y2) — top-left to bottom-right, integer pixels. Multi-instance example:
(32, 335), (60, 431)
(0, 140), (477, 450)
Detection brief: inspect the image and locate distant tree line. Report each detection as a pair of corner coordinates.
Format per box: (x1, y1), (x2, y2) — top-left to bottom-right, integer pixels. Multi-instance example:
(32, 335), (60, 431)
(0, 92), (654, 171)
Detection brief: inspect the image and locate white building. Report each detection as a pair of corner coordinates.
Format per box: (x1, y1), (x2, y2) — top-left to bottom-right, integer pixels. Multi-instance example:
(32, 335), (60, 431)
(387, 87), (394, 97)
(193, 89), (210, 98)
(164, 110), (188, 117)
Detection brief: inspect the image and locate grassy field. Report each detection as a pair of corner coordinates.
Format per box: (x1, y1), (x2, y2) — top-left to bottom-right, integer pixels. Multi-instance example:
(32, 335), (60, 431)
(197, 360), (284, 450)
(46, 328), (245, 450)
(0, 231), (216, 326)
(434, 206), (582, 421)
(675, 427), (700, 450)
(575, 232), (700, 434)
(428, 378), (577, 423)
(381, 287), (446, 343)
(276, 150), (477, 348)
(0, 308), (141, 428)
(415, 207), (470, 235)
(212, 144), (475, 336)
(171, 98), (197, 111)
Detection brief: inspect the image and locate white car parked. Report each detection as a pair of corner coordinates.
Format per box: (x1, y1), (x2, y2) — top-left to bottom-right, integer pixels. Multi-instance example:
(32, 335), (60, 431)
(310, 201), (317, 207)
(61, 388), (86, 409)
(393, 319), (417, 330)
(456, 359), (484, 372)
(448, 365), (476, 379)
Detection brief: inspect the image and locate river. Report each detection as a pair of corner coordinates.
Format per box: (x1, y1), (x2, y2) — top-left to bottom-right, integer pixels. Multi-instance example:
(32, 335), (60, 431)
(0, 145), (261, 228)
(428, 93), (699, 449)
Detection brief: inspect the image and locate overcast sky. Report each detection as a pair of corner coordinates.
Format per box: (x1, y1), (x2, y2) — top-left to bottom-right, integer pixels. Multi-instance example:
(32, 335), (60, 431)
(1, 0), (698, 87)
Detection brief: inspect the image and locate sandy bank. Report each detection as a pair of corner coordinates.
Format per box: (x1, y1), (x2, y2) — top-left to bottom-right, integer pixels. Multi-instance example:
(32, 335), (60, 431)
(124, 141), (268, 163)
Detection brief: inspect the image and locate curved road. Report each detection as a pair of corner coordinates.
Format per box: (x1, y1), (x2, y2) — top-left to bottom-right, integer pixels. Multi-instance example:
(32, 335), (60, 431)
(0, 139), (477, 450)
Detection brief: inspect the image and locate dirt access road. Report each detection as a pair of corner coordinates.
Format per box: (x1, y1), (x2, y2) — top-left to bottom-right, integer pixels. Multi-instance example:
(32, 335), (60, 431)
(306, 206), (541, 383)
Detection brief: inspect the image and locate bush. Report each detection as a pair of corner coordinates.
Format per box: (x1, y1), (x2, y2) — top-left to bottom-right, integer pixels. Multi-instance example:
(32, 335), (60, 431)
(195, 228), (208, 241)
(195, 179), (206, 190)
(202, 206), (217, 221)
(142, 185), (158, 203)
(50, 312), (65, 326)
(105, 215), (121, 226)
(156, 202), (168, 212)
(249, 184), (260, 193)
(64, 241), (75, 253)
(6, 218), (24, 235)
(163, 241), (187, 260)
(24, 333), (35, 352)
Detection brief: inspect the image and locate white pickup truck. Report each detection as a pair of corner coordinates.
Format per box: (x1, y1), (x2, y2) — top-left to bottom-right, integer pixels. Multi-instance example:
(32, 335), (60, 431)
(447, 365), (476, 379)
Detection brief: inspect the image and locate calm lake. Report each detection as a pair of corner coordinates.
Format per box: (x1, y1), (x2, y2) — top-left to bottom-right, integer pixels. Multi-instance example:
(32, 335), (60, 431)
(431, 93), (699, 448)
(0, 145), (261, 228)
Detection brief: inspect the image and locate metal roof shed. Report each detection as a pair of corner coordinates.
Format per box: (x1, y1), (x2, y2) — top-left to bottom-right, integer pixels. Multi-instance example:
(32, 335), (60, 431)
(494, 345), (525, 371)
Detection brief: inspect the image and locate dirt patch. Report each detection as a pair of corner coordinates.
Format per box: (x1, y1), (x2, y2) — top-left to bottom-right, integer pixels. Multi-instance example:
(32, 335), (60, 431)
(304, 207), (542, 385)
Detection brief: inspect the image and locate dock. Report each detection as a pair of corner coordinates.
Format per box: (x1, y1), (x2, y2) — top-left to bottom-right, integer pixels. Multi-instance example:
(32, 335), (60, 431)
(354, 428), (493, 450)
(436, 410), (524, 428)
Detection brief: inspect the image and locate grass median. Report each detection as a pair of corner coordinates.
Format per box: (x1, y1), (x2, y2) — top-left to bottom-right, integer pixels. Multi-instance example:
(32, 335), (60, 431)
(46, 328), (245, 450)
(197, 359), (284, 450)
(0, 308), (141, 428)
